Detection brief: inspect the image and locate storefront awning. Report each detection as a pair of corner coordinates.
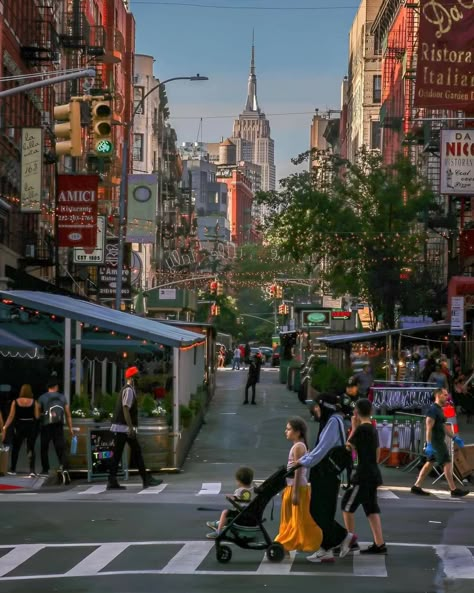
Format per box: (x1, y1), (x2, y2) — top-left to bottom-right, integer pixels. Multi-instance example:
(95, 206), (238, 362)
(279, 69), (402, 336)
(0, 291), (204, 349)
(0, 327), (43, 359)
(317, 323), (454, 346)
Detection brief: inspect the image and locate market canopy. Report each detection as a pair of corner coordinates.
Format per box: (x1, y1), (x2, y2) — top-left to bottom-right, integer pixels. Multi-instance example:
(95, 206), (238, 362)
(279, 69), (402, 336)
(316, 323), (454, 346)
(0, 291), (204, 349)
(0, 326), (43, 359)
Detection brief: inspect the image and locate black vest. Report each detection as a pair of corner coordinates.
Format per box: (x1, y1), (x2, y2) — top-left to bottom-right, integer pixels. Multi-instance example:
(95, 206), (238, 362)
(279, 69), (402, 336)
(113, 385), (138, 427)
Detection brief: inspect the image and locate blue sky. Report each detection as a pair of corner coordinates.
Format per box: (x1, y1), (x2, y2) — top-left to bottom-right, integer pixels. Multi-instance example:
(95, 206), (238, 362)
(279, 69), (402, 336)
(130, 1), (359, 179)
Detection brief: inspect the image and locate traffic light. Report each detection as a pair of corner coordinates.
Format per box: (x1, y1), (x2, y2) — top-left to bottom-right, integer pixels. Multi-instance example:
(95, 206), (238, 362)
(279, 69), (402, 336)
(210, 303), (221, 316)
(216, 282), (223, 296)
(53, 101), (82, 157)
(215, 305), (221, 315)
(269, 284), (276, 298)
(278, 304), (284, 314)
(210, 280), (217, 294)
(276, 285), (283, 299)
(91, 99), (113, 157)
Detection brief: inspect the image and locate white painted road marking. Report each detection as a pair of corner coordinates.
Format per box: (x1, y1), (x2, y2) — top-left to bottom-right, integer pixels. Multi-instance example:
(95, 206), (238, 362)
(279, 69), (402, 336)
(257, 550), (295, 574)
(161, 541), (214, 574)
(79, 485), (107, 495)
(196, 482), (221, 495)
(66, 543), (129, 576)
(353, 553), (387, 577)
(436, 545), (474, 579)
(378, 490), (399, 500)
(138, 484), (168, 494)
(0, 544), (45, 577)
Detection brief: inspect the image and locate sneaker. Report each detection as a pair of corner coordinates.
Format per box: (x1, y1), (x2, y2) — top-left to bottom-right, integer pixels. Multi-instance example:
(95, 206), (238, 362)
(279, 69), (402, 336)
(339, 532), (358, 559)
(206, 520), (219, 530)
(243, 401), (249, 405)
(451, 488), (469, 497)
(7, 471), (16, 476)
(28, 473), (37, 478)
(107, 482), (126, 490)
(206, 530), (220, 539)
(142, 477), (163, 489)
(411, 485), (430, 496)
(361, 543), (388, 555)
(333, 542), (360, 556)
(306, 548), (335, 563)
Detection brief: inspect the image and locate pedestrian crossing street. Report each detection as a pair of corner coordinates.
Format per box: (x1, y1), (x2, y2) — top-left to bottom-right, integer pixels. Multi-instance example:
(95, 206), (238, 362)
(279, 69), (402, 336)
(2, 482), (473, 501)
(0, 540), (472, 581)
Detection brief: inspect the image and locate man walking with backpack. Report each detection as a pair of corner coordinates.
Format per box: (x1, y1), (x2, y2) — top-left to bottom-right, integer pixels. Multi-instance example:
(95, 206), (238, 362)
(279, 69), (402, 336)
(290, 392), (356, 563)
(38, 377), (74, 483)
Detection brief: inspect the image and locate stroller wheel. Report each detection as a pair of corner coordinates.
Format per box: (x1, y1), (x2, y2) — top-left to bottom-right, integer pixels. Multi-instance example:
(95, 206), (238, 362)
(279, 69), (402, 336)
(266, 543), (285, 563)
(216, 545), (232, 564)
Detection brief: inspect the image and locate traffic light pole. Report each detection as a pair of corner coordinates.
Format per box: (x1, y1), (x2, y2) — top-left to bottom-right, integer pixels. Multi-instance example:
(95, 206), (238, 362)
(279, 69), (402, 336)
(0, 69), (95, 98)
(115, 75), (208, 310)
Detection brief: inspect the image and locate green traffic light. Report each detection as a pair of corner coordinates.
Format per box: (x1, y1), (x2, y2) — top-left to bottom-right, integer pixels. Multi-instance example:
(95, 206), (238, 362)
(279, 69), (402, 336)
(95, 139), (114, 155)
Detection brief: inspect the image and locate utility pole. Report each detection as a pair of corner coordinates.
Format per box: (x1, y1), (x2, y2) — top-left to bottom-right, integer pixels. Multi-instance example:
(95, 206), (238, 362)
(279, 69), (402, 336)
(0, 69), (95, 98)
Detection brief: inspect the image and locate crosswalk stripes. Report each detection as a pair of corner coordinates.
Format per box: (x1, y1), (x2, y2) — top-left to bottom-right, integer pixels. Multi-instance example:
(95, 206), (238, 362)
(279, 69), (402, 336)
(79, 485), (107, 495)
(138, 483), (168, 494)
(197, 483), (221, 495)
(0, 541), (472, 581)
(377, 490), (399, 499)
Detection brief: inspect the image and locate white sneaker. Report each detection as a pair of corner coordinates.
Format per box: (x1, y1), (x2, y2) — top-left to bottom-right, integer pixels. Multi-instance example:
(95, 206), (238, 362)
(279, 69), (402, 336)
(7, 471), (16, 476)
(306, 548), (335, 563)
(339, 532), (358, 559)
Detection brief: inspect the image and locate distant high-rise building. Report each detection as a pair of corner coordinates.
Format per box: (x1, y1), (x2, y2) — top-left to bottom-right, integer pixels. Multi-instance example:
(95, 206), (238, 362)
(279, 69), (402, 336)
(232, 37), (276, 194)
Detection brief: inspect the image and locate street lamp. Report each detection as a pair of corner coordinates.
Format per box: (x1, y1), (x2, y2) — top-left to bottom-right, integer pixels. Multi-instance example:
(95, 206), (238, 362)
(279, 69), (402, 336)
(115, 74), (208, 310)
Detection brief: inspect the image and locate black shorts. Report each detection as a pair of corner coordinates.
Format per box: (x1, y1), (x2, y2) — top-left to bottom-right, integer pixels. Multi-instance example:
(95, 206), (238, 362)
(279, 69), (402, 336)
(428, 441), (451, 466)
(341, 482), (380, 516)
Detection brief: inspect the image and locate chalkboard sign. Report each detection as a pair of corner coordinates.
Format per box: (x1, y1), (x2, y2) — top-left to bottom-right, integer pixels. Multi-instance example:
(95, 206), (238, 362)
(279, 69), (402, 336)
(87, 426), (128, 483)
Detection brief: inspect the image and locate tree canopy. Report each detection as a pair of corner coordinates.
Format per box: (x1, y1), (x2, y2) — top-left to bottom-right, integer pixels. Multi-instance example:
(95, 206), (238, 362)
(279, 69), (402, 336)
(256, 148), (439, 329)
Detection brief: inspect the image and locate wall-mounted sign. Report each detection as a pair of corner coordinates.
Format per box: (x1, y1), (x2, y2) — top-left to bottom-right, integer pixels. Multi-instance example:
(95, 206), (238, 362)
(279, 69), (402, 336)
(323, 295), (342, 309)
(73, 216), (106, 264)
(331, 311), (351, 320)
(21, 128), (42, 213)
(440, 130), (474, 195)
(159, 288), (177, 300)
(451, 296), (465, 336)
(301, 310), (330, 328)
(98, 239), (131, 300)
(57, 174), (99, 248)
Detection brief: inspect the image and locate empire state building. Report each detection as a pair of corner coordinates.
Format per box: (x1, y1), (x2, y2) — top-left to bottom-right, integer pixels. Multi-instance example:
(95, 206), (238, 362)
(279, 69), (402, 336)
(232, 40), (276, 192)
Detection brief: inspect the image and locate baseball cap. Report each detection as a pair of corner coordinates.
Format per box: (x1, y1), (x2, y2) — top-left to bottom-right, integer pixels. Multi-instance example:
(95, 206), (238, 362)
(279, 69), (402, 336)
(125, 366), (140, 379)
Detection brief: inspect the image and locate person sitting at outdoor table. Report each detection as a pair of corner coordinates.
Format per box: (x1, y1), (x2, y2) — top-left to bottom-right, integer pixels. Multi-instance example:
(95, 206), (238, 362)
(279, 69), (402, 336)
(427, 364), (449, 389)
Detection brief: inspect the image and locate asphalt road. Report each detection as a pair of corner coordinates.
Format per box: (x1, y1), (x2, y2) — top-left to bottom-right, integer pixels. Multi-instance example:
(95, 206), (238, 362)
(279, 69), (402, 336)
(0, 367), (473, 593)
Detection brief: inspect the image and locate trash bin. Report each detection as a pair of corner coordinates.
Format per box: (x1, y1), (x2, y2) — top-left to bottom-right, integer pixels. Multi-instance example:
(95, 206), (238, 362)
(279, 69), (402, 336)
(279, 359), (291, 384)
(293, 368), (301, 393)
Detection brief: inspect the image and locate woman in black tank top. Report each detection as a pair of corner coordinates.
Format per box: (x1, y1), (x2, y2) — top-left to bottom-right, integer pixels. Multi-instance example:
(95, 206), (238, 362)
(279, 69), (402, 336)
(1, 384), (40, 476)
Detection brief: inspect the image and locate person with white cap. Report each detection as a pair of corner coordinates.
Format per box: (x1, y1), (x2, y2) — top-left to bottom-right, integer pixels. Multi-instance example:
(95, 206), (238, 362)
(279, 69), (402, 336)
(107, 366), (162, 490)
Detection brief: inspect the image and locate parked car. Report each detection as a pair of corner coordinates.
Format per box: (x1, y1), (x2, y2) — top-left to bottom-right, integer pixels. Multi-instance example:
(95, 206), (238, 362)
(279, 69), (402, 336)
(257, 346), (273, 363)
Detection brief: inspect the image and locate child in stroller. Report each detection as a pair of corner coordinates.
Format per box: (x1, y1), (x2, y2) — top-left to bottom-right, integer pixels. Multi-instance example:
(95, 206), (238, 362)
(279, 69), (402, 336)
(209, 465), (289, 564)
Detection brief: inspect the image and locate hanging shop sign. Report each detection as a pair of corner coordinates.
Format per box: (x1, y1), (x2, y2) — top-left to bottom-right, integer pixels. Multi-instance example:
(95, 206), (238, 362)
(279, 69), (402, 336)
(301, 310), (331, 328)
(98, 239), (131, 300)
(20, 128), (42, 213)
(56, 175), (99, 248)
(414, 1), (474, 110)
(450, 296), (465, 336)
(125, 174), (158, 244)
(73, 216), (106, 264)
(440, 130), (474, 195)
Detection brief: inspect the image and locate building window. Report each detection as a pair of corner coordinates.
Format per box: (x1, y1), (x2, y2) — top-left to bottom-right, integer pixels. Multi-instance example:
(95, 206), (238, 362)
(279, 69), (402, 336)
(370, 121), (381, 150)
(372, 75), (382, 104)
(134, 86), (144, 115)
(133, 133), (144, 161)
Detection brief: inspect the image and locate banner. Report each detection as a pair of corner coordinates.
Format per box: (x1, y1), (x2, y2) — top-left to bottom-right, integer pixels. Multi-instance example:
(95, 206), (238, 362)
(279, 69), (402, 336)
(21, 128), (42, 212)
(98, 239), (131, 301)
(57, 175), (99, 248)
(440, 130), (474, 194)
(414, 1), (474, 109)
(125, 174), (157, 243)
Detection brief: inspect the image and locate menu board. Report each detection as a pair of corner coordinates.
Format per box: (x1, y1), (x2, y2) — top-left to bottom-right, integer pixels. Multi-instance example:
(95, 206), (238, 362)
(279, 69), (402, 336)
(87, 426), (128, 482)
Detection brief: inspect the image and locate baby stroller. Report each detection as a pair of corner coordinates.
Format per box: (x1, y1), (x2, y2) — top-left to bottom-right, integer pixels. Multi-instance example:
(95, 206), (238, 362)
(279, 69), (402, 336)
(214, 466), (289, 564)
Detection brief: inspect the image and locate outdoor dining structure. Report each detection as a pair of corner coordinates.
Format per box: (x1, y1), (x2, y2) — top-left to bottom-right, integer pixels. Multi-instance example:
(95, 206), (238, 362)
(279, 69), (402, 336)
(0, 290), (207, 470)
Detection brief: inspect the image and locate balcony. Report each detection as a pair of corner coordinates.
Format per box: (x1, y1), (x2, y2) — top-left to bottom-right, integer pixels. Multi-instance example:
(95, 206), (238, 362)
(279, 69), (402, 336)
(21, 20), (60, 65)
(21, 234), (55, 267)
(102, 28), (124, 64)
(60, 13), (89, 49)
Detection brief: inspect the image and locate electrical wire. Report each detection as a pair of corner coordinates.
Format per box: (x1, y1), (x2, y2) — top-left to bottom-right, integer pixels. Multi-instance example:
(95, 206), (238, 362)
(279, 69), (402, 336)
(170, 110), (335, 120)
(132, 2), (357, 10)
(0, 67), (94, 82)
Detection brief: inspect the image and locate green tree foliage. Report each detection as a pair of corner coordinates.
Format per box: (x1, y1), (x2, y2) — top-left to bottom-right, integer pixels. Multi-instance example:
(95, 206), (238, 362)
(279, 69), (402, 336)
(256, 148), (438, 329)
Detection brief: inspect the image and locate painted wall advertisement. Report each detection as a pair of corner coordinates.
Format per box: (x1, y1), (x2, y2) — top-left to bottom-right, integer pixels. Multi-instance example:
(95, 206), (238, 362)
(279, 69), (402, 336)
(440, 130), (474, 195)
(20, 128), (42, 213)
(414, 1), (474, 110)
(98, 239), (131, 301)
(57, 175), (99, 248)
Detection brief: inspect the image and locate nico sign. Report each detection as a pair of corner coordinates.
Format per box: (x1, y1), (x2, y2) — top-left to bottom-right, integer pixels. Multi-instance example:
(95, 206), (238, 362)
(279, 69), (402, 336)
(414, 1), (474, 110)
(57, 175), (99, 248)
(440, 130), (474, 195)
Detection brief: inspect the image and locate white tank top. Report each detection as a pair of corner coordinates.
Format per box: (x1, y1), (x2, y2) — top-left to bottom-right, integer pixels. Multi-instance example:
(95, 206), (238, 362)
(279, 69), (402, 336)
(287, 442), (308, 486)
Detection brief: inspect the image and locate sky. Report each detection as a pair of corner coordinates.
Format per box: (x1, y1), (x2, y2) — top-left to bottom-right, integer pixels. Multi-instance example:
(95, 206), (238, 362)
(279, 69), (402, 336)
(130, 1), (359, 179)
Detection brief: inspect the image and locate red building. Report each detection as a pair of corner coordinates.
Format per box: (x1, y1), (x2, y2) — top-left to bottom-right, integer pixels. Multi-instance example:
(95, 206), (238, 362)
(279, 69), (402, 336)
(217, 169), (254, 246)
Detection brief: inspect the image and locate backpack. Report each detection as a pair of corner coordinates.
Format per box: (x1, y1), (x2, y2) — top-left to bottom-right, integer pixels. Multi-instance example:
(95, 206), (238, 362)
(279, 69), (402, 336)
(324, 416), (353, 476)
(45, 396), (65, 425)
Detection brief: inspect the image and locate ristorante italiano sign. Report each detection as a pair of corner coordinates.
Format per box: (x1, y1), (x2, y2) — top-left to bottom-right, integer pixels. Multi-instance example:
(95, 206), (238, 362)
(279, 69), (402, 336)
(414, 1), (474, 109)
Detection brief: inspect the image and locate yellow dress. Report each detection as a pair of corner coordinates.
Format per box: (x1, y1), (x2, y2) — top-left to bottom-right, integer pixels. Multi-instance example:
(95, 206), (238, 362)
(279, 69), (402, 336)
(275, 444), (322, 552)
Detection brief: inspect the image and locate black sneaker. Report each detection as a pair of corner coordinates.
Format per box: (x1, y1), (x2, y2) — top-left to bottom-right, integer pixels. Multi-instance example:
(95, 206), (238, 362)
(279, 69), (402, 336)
(451, 488), (469, 497)
(361, 543), (387, 555)
(333, 542), (360, 556)
(143, 477), (163, 489)
(107, 482), (126, 490)
(243, 401), (249, 405)
(411, 485), (430, 496)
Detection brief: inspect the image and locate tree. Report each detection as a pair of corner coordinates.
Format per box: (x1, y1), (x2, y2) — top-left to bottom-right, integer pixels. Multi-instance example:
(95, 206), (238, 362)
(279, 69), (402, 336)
(256, 148), (439, 329)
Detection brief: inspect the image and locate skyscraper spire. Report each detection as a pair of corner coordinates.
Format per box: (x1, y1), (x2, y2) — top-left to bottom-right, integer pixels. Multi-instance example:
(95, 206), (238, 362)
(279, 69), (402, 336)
(245, 31), (259, 112)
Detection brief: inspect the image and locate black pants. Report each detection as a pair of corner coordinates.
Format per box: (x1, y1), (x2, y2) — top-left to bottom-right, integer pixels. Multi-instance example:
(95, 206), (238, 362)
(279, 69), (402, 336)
(109, 432), (147, 485)
(40, 423), (66, 473)
(244, 381), (256, 403)
(309, 467), (347, 550)
(11, 421), (38, 473)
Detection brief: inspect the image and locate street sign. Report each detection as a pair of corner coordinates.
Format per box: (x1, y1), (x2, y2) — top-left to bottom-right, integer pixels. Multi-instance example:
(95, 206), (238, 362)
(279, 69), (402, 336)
(73, 216), (106, 264)
(450, 296), (465, 335)
(352, 303), (365, 310)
